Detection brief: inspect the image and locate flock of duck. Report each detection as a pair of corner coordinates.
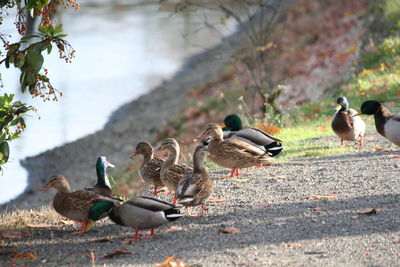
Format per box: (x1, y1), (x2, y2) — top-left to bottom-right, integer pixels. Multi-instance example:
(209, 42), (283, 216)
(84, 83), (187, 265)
(40, 98), (399, 242)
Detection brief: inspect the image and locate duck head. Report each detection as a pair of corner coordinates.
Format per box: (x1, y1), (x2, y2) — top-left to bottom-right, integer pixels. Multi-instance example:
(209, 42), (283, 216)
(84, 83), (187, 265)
(360, 100), (381, 115)
(335, 96), (349, 112)
(96, 156), (114, 189)
(198, 123), (224, 141)
(129, 141), (153, 159)
(223, 114), (243, 131)
(40, 175), (70, 193)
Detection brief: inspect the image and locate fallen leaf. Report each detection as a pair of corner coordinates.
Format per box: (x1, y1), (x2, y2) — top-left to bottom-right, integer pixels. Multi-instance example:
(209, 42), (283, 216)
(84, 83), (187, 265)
(11, 251), (37, 260)
(351, 215), (359, 219)
(272, 221), (287, 227)
(59, 219), (77, 225)
(363, 136), (375, 141)
(94, 238), (113, 243)
(207, 197), (227, 203)
(103, 248), (132, 259)
(358, 208), (380, 215)
(26, 223), (54, 228)
(1, 231), (23, 239)
(155, 255), (190, 267)
(235, 179), (249, 183)
(374, 147), (391, 152)
(306, 195), (337, 200)
(164, 226), (185, 232)
(365, 252), (371, 256)
(219, 227), (241, 234)
(386, 154), (400, 158)
(271, 175), (287, 180)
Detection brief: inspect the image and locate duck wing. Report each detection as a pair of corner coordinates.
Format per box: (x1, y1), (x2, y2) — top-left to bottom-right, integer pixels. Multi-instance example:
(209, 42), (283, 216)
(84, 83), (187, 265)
(125, 196), (176, 211)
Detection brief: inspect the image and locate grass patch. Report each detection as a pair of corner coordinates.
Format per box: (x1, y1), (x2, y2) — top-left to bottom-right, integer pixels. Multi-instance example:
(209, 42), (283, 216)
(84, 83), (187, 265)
(273, 119), (357, 162)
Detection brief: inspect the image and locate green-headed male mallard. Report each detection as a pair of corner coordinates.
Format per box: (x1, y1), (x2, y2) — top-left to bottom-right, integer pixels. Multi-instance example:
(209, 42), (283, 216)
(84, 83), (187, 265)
(360, 100), (400, 146)
(108, 196), (185, 242)
(156, 138), (193, 204)
(176, 145), (214, 217)
(40, 175), (118, 234)
(129, 142), (165, 197)
(199, 123), (270, 178)
(331, 96), (366, 146)
(221, 114), (283, 157)
(85, 156), (115, 197)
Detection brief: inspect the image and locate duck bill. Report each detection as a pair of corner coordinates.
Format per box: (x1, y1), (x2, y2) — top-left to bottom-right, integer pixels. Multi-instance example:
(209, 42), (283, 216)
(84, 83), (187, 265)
(107, 161), (115, 168)
(129, 152), (139, 159)
(39, 183), (52, 191)
(352, 113), (363, 117)
(334, 104), (341, 111)
(197, 129), (209, 140)
(153, 146), (161, 152)
(85, 219), (95, 232)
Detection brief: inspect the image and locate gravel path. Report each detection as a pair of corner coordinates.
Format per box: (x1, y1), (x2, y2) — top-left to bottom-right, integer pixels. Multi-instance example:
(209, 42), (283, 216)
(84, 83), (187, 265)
(1, 130), (399, 266)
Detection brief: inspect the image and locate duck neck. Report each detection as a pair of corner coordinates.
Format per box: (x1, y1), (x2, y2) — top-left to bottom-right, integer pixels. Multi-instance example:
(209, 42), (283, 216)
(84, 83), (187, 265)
(96, 164), (112, 190)
(142, 151), (153, 165)
(163, 146), (179, 169)
(193, 154), (206, 174)
(374, 106), (392, 137)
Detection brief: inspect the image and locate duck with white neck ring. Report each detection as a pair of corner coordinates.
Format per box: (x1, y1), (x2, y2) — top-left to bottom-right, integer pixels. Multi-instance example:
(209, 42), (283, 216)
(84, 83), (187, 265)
(331, 96), (366, 147)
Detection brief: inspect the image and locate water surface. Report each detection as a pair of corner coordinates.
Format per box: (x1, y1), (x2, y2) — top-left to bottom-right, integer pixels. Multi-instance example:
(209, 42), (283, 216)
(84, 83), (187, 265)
(0, 1), (236, 203)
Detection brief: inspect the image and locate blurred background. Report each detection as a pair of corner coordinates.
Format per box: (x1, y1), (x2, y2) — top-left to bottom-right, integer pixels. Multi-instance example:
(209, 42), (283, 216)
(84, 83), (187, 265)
(0, 0), (237, 203)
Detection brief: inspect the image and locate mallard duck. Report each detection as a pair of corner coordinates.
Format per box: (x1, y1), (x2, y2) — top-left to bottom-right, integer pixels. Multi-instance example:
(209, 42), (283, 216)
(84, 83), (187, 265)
(85, 156), (115, 197)
(156, 138), (193, 203)
(40, 175), (117, 234)
(331, 96), (366, 146)
(198, 123), (270, 178)
(176, 145), (214, 217)
(129, 142), (165, 196)
(108, 196), (185, 242)
(360, 100), (400, 146)
(221, 114), (283, 157)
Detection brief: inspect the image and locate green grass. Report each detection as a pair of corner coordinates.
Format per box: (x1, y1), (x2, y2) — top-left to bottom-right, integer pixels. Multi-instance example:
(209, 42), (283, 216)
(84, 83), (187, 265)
(273, 119), (357, 162)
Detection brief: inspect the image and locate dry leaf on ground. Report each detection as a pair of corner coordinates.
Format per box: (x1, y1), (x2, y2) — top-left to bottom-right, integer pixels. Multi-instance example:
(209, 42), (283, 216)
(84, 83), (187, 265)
(155, 255), (190, 267)
(164, 226), (186, 232)
(207, 197), (227, 203)
(272, 221), (287, 227)
(358, 208), (380, 215)
(10, 251), (37, 260)
(103, 248), (132, 259)
(59, 219), (77, 225)
(1, 231), (24, 239)
(306, 195), (337, 200)
(219, 227), (241, 234)
(26, 223), (54, 228)
(94, 238), (113, 243)
(235, 179), (250, 183)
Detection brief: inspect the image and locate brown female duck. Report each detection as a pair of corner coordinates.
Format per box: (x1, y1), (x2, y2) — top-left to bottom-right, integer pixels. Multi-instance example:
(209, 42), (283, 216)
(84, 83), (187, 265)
(156, 138), (193, 203)
(176, 145), (214, 217)
(40, 175), (117, 234)
(199, 123), (270, 178)
(129, 142), (165, 196)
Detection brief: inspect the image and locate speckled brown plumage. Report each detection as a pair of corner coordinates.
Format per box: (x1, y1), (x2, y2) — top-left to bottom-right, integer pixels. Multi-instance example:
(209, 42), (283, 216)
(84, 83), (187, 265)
(176, 145), (214, 216)
(158, 138), (193, 192)
(199, 124), (270, 172)
(130, 142), (165, 192)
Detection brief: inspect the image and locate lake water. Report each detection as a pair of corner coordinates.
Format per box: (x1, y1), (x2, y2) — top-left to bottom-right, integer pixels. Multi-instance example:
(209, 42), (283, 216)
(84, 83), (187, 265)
(0, 1), (236, 204)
